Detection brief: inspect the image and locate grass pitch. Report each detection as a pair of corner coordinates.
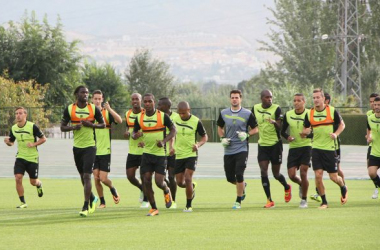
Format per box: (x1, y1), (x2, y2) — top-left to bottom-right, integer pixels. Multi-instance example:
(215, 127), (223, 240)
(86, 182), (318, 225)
(0, 178), (379, 249)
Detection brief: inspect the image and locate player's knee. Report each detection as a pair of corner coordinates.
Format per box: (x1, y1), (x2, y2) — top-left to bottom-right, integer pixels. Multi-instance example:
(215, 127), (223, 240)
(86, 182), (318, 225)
(15, 176), (23, 183)
(29, 179), (37, 186)
(184, 176), (192, 185)
(236, 173), (244, 183)
(169, 176), (176, 183)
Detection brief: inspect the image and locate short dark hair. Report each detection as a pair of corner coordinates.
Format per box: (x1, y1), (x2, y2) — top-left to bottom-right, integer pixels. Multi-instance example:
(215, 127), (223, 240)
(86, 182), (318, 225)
(370, 93), (379, 98)
(143, 93), (155, 100)
(324, 92), (331, 101)
(294, 93), (305, 101)
(374, 96), (380, 102)
(158, 97), (172, 107)
(15, 107), (27, 114)
(92, 90), (103, 96)
(74, 85), (87, 95)
(230, 89), (242, 98)
(313, 88), (324, 97)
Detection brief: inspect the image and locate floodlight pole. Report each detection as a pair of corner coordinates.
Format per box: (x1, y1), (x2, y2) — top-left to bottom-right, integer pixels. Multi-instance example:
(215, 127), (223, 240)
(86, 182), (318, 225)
(334, 0), (363, 106)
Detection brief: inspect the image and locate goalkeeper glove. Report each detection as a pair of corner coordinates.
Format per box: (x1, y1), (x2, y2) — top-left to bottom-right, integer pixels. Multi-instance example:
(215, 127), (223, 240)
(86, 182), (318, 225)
(236, 131), (249, 141)
(220, 137), (231, 147)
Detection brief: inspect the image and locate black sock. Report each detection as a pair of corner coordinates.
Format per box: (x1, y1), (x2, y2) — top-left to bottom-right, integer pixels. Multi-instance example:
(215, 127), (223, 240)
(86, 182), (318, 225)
(19, 196), (25, 203)
(261, 176), (272, 201)
(340, 185), (347, 197)
(186, 198), (192, 208)
(90, 193), (95, 202)
(316, 187), (320, 195)
(372, 176), (380, 188)
(100, 196), (105, 204)
(83, 201), (89, 211)
(321, 195), (327, 204)
(164, 188), (169, 195)
(138, 185), (143, 191)
(236, 196), (242, 203)
(110, 187), (118, 197)
(143, 195), (148, 202)
(302, 196), (307, 201)
(276, 174), (290, 190)
(37, 182), (41, 188)
(151, 202), (157, 210)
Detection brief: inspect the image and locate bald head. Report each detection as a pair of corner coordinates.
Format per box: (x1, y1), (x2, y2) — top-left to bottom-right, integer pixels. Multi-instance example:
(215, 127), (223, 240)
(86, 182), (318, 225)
(177, 101), (191, 120)
(261, 89), (272, 98)
(131, 93), (142, 100)
(178, 101), (190, 110)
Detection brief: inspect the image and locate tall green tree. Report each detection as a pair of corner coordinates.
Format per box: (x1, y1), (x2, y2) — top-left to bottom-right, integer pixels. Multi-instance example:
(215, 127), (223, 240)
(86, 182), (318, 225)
(125, 49), (175, 100)
(82, 62), (129, 109)
(0, 12), (82, 105)
(259, 0), (337, 89)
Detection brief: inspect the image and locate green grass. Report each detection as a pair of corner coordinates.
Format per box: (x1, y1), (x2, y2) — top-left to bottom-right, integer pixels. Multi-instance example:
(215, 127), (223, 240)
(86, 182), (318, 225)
(0, 178), (379, 249)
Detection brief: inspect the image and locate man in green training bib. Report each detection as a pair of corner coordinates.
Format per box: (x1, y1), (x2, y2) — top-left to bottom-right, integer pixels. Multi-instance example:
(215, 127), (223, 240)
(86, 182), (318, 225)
(92, 90), (122, 208)
(366, 96), (380, 200)
(173, 101), (208, 212)
(4, 107), (47, 208)
(303, 88), (347, 209)
(252, 89), (291, 208)
(132, 93), (177, 216)
(281, 93), (311, 208)
(157, 97), (180, 209)
(366, 93), (379, 199)
(61, 86), (105, 217)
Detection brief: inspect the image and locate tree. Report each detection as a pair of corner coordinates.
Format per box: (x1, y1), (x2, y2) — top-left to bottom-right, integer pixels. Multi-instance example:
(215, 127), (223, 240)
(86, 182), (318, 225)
(0, 75), (49, 135)
(259, 0), (337, 89)
(82, 62), (129, 109)
(0, 11), (82, 106)
(125, 49), (175, 99)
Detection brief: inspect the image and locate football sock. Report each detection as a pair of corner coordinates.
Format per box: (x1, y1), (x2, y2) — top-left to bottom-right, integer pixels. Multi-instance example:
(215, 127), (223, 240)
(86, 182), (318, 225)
(321, 195), (327, 204)
(371, 175), (380, 188)
(276, 174), (290, 190)
(83, 201), (89, 211)
(100, 197), (105, 204)
(236, 196), (242, 204)
(186, 198), (192, 208)
(261, 176), (272, 201)
(151, 202), (157, 210)
(110, 187), (118, 197)
(19, 196), (25, 203)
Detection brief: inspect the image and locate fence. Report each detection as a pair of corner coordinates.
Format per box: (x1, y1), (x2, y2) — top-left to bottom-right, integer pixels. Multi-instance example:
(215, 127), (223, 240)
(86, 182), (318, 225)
(0, 106), (370, 145)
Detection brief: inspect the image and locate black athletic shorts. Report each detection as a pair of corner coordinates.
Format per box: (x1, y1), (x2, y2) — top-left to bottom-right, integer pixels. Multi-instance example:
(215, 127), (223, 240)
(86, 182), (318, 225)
(140, 153), (167, 175)
(93, 154), (111, 172)
(126, 154), (142, 169)
(368, 155), (380, 168)
(175, 157), (197, 174)
(311, 148), (338, 173)
(224, 151), (248, 183)
(367, 146), (372, 160)
(167, 155), (176, 169)
(73, 146), (96, 174)
(287, 146), (311, 169)
(258, 141), (283, 164)
(14, 158), (39, 179)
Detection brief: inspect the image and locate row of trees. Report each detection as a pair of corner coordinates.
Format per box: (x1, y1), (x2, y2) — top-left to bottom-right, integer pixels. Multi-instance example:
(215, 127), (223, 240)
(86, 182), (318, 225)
(2, 2), (380, 130)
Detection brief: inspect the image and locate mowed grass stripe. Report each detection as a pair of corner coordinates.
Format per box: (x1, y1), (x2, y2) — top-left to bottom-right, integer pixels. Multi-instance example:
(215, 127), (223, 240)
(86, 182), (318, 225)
(0, 178), (379, 249)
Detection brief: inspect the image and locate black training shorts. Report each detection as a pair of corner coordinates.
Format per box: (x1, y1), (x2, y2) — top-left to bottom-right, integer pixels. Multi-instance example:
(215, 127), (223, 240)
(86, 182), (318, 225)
(126, 154), (142, 169)
(14, 158), (39, 179)
(175, 157), (197, 174)
(258, 141), (283, 164)
(287, 146), (311, 169)
(311, 148), (338, 173)
(368, 155), (380, 168)
(93, 154), (111, 172)
(224, 151), (248, 183)
(73, 146), (96, 174)
(140, 153), (167, 175)
(167, 155), (176, 169)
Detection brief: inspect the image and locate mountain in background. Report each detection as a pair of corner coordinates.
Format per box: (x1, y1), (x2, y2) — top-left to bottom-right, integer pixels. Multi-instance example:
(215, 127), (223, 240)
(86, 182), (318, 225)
(0, 0), (276, 84)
